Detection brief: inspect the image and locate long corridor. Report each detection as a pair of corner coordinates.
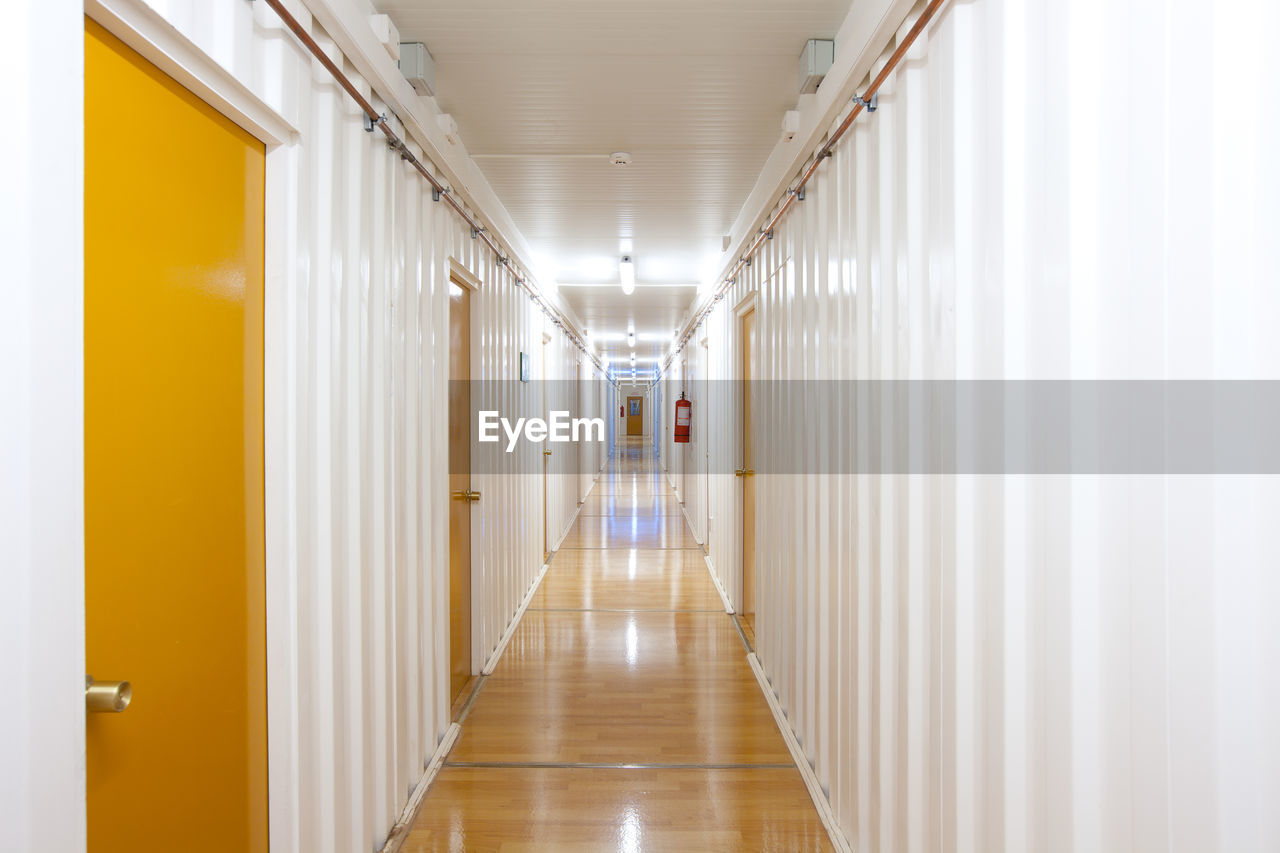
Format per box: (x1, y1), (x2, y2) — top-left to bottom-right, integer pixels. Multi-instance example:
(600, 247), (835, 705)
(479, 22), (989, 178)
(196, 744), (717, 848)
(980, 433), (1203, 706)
(404, 437), (833, 851)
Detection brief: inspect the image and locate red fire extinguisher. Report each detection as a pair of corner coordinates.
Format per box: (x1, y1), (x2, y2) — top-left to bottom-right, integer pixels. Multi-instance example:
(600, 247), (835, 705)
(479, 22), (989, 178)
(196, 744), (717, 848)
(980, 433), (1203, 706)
(620, 404), (625, 417)
(674, 393), (691, 443)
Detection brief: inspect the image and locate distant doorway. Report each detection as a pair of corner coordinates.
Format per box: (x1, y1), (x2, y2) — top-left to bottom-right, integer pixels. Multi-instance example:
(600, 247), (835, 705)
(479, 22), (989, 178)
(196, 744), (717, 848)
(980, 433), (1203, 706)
(626, 395), (644, 435)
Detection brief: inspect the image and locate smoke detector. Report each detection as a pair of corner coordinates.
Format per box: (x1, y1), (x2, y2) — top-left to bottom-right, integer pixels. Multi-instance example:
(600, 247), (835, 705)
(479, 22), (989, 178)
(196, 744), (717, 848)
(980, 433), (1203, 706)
(610, 152), (632, 166)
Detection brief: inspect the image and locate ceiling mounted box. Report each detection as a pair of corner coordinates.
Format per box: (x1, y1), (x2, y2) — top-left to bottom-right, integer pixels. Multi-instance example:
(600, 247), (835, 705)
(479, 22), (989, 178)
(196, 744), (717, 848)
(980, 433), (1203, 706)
(399, 42), (435, 96)
(797, 39), (835, 94)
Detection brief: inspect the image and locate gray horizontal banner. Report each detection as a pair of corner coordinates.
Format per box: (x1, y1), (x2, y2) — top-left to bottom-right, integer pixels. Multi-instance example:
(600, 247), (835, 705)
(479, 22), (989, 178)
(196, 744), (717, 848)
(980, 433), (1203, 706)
(453, 381), (1280, 475)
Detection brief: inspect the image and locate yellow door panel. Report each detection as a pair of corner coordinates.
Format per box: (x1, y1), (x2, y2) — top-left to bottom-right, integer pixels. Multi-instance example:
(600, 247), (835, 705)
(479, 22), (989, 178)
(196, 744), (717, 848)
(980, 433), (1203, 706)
(626, 396), (643, 436)
(84, 18), (267, 852)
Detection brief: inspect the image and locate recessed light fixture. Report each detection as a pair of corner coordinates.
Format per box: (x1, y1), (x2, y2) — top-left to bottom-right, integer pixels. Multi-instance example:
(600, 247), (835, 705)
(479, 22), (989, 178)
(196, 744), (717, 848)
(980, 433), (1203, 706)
(620, 256), (635, 295)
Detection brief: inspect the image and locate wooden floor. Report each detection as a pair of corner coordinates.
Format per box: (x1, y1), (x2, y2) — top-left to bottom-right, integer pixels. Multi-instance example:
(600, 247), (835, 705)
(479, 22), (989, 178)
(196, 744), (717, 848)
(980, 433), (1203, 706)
(403, 438), (832, 852)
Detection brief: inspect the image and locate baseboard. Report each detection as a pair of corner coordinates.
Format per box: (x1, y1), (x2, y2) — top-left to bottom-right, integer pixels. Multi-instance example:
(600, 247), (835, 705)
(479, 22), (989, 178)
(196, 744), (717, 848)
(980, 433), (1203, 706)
(481, 562), (548, 675)
(483, 475), (597, 675)
(746, 653), (852, 853)
(677, 499), (706, 546)
(379, 721), (462, 853)
(703, 554), (734, 614)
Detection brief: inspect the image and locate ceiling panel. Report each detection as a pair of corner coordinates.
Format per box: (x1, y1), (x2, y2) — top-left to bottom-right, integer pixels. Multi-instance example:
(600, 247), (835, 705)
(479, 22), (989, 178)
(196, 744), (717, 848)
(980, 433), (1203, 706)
(375, 0), (852, 366)
(557, 284), (696, 363)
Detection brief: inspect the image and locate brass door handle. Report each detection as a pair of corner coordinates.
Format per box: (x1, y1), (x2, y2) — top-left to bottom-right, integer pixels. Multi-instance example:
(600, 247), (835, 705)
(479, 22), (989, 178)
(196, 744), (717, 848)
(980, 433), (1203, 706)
(452, 490), (469, 502)
(467, 490), (481, 503)
(544, 450), (553, 456)
(735, 468), (755, 477)
(86, 675), (132, 713)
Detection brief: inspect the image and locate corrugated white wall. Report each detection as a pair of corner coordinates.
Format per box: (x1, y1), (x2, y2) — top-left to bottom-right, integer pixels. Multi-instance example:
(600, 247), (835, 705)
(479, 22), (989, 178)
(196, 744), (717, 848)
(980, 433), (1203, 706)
(113, 2), (600, 851)
(539, 334), (609, 553)
(658, 347), (710, 544)
(673, 0), (1280, 850)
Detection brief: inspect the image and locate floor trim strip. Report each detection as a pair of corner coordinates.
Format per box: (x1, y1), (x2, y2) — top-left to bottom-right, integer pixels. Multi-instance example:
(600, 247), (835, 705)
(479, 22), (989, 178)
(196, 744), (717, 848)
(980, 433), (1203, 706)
(525, 607), (725, 613)
(554, 546), (704, 552)
(453, 674), (489, 725)
(379, 721), (461, 853)
(730, 612), (754, 654)
(746, 652), (852, 853)
(442, 761), (796, 770)
(703, 553), (736, 615)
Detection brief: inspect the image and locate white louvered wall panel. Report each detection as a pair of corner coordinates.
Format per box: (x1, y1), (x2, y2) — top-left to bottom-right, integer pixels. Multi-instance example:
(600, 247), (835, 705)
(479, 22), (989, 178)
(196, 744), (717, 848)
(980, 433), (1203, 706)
(659, 345), (711, 544)
(675, 0), (1280, 850)
(125, 3), (596, 852)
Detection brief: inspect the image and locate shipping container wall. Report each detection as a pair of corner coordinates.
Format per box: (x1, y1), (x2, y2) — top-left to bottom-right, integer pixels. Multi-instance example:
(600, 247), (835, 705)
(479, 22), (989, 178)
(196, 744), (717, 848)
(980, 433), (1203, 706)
(660, 345), (710, 543)
(679, 0), (1280, 850)
(113, 3), (597, 852)
(540, 330), (608, 554)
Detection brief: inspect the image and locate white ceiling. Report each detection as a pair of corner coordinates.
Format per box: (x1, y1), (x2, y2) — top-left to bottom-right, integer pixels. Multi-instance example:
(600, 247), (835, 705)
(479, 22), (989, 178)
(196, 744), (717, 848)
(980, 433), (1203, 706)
(375, 0), (853, 364)
(558, 282), (696, 372)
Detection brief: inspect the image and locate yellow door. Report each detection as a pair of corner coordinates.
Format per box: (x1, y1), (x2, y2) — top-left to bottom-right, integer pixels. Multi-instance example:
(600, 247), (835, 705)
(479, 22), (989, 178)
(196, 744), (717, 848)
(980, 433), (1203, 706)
(626, 396), (643, 435)
(740, 308), (757, 633)
(84, 19), (267, 853)
(448, 278), (473, 703)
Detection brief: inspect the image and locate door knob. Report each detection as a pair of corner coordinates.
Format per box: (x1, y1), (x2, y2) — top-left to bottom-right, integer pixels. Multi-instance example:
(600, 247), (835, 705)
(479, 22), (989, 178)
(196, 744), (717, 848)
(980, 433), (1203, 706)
(734, 468), (745, 477)
(743, 469), (755, 477)
(544, 450), (553, 457)
(86, 674), (132, 713)
(452, 490), (470, 502)
(467, 490), (482, 502)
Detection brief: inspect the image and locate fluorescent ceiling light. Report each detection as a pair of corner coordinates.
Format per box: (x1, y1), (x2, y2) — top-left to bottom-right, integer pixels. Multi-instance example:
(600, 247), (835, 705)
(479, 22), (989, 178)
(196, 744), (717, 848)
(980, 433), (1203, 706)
(619, 256), (635, 295)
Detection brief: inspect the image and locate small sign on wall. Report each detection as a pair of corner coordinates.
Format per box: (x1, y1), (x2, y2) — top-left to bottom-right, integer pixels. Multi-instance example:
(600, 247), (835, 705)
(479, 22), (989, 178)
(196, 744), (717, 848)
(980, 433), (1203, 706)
(519, 351), (529, 382)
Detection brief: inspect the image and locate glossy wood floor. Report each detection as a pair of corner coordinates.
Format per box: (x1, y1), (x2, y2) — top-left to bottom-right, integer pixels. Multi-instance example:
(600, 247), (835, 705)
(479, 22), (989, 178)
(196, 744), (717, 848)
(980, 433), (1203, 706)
(404, 438), (832, 852)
